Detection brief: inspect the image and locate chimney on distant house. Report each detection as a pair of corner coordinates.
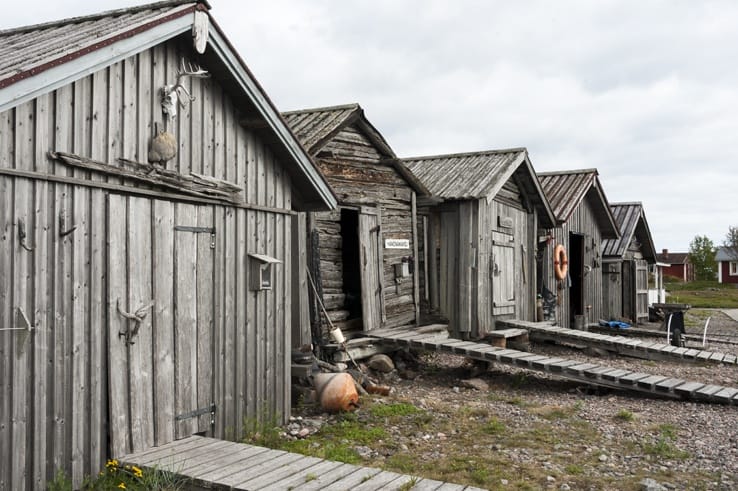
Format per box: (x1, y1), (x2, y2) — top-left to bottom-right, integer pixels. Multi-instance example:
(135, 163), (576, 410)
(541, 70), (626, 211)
(662, 248), (669, 260)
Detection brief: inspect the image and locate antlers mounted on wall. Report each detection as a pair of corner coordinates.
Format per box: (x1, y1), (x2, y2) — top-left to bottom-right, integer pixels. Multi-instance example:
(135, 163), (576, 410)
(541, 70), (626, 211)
(160, 58), (210, 120)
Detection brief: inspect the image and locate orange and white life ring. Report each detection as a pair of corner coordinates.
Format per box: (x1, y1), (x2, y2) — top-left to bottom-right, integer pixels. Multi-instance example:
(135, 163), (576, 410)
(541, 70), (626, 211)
(554, 244), (568, 280)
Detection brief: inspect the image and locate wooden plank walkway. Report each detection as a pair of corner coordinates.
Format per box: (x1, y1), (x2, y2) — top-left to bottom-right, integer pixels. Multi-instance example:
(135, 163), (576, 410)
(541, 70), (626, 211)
(499, 320), (738, 366)
(122, 435), (486, 491)
(366, 327), (738, 405)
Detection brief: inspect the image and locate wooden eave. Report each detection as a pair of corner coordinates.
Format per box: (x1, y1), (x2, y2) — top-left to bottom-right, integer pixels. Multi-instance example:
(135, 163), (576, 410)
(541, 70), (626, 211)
(0, 0), (337, 212)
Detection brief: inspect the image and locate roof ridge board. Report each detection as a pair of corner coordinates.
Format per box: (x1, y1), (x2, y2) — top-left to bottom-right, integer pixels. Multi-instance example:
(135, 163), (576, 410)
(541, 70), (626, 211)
(0, 0), (205, 36)
(402, 147), (527, 162)
(537, 167), (599, 177)
(281, 102), (361, 116)
(0, 8), (157, 69)
(0, 2), (197, 88)
(610, 201), (643, 207)
(305, 108), (361, 154)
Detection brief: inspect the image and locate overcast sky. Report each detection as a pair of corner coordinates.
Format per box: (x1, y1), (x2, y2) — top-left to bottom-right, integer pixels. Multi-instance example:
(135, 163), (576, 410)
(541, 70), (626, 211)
(3, 1), (738, 252)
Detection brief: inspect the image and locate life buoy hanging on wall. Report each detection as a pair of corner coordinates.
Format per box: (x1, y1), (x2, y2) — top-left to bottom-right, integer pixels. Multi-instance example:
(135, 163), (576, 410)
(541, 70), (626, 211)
(554, 244), (568, 280)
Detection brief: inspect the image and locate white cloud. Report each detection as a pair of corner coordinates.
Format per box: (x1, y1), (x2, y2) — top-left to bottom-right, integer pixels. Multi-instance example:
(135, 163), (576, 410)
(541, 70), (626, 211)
(3, 0), (737, 250)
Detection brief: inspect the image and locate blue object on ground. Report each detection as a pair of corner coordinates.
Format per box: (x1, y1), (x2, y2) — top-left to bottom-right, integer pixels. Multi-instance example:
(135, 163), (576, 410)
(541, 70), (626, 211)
(599, 320), (631, 329)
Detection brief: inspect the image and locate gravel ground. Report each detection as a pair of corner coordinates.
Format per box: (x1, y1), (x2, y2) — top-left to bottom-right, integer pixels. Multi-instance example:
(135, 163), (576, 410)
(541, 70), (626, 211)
(289, 310), (738, 490)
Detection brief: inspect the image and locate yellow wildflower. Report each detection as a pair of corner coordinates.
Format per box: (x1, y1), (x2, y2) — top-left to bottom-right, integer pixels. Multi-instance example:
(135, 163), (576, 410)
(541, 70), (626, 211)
(117, 483), (126, 489)
(131, 465), (143, 478)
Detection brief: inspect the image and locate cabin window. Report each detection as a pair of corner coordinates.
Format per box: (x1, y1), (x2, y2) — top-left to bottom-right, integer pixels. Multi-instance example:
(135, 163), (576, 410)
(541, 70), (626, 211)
(730, 262), (738, 276)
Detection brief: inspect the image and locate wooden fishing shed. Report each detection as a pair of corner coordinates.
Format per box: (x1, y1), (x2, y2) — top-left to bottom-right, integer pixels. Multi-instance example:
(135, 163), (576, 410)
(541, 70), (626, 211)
(403, 149), (556, 339)
(282, 104), (429, 342)
(601, 202), (657, 324)
(0, 2), (336, 489)
(537, 169), (619, 330)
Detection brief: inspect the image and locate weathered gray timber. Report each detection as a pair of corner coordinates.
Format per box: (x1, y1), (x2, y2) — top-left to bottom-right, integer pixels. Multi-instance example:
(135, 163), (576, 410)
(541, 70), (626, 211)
(601, 202), (657, 324)
(367, 327), (738, 405)
(404, 149), (556, 339)
(0, 3), (336, 489)
(499, 319), (738, 365)
(537, 170), (619, 330)
(122, 435), (487, 491)
(283, 104), (429, 339)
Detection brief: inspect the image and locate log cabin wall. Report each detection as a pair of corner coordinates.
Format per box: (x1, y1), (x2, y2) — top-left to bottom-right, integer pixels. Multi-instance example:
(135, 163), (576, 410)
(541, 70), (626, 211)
(0, 38), (298, 490)
(312, 124), (417, 334)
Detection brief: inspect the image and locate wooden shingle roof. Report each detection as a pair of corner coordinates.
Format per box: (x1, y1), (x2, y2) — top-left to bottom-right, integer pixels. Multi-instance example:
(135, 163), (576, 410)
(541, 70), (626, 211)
(538, 169), (619, 239)
(403, 148), (556, 228)
(602, 202), (657, 262)
(282, 103), (429, 196)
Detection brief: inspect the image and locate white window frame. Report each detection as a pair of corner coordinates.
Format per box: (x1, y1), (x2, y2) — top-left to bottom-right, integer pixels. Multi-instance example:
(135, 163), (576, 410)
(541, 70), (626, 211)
(730, 261), (738, 276)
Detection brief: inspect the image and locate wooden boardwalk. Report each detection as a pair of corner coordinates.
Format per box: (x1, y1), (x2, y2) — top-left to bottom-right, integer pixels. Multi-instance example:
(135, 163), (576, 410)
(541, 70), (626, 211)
(366, 327), (738, 405)
(122, 435), (486, 491)
(499, 320), (738, 366)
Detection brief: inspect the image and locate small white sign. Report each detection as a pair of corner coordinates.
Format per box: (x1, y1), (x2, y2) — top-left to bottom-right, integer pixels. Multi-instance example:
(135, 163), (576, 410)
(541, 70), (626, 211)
(385, 238), (410, 249)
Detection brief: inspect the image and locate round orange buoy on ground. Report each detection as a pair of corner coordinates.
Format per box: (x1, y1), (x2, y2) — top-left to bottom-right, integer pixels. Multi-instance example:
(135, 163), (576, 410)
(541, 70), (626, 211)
(313, 372), (359, 412)
(554, 244), (568, 280)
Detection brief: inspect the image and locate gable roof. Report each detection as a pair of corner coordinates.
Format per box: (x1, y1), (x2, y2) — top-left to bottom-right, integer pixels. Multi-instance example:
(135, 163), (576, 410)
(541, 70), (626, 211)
(402, 148), (556, 228)
(716, 247), (738, 262)
(537, 169), (619, 239)
(282, 103), (429, 196)
(656, 251), (690, 265)
(0, 0), (336, 211)
(602, 202), (657, 262)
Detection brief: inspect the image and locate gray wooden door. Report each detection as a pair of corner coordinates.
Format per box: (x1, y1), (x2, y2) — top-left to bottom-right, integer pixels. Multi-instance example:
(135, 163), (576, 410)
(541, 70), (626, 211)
(108, 195), (215, 458)
(358, 208), (384, 330)
(491, 231), (516, 316)
(635, 259), (649, 322)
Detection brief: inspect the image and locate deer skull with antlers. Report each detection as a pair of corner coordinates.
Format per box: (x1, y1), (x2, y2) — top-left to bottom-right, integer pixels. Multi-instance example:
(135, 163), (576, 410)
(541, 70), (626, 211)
(160, 58), (210, 120)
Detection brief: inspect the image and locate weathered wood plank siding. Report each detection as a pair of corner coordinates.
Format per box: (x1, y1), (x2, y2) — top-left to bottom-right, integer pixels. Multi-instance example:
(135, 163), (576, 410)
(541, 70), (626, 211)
(422, 191), (537, 338)
(312, 124), (417, 333)
(0, 39), (296, 490)
(602, 261), (622, 321)
(542, 196), (605, 329)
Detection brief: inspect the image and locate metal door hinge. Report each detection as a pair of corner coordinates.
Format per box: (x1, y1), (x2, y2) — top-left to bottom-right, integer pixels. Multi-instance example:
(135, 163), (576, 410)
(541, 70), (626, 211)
(176, 403), (216, 426)
(174, 225), (216, 249)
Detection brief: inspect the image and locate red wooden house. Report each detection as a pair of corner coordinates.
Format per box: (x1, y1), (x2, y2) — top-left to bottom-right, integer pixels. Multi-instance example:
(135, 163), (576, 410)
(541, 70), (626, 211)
(656, 249), (695, 282)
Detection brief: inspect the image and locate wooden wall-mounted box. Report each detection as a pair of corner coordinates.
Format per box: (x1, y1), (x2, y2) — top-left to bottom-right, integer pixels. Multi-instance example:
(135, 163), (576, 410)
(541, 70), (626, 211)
(248, 253), (282, 291)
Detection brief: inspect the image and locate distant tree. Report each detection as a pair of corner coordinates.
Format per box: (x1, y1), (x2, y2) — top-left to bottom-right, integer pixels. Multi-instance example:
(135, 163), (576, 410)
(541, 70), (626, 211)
(688, 235), (717, 281)
(724, 225), (738, 260)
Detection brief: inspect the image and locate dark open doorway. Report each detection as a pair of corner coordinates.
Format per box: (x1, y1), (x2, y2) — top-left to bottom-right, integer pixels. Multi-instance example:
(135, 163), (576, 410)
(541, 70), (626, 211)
(568, 232), (584, 324)
(340, 209), (362, 320)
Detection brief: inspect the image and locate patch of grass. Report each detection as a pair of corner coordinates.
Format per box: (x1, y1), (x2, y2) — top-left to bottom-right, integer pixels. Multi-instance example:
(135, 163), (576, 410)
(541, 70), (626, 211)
(322, 444), (362, 463)
(482, 417), (506, 435)
(470, 466), (490, 485)
(304, 472), (317, 482)
(565, 463), (585, 475)
(48, 469), (73, 491)
(386, 454), (417, 473)
(243, 412), (284, 448)
(666, 281), (738, 308)
(531, 404), (579, 420)
(76, 460), (188, 490)
(614, 409), (635, 422)
(398, 477), (419, 491)
(511, 372), (530, 388)
(643, 425), (690, 460)
(369, 402), (422, 418)
(321, 417), (387, 445)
